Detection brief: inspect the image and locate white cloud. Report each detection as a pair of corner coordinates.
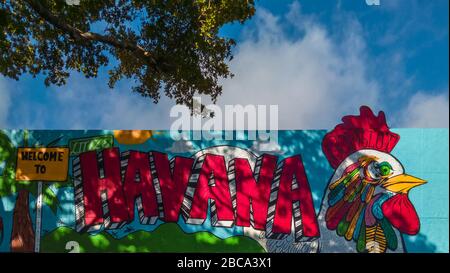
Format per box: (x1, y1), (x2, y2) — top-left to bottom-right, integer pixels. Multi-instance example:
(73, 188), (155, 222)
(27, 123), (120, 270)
(8, 74), (175, 129)
(399, 91), (449, 128)
(0, 78), (11, 127)
(215, 2), (381, 129)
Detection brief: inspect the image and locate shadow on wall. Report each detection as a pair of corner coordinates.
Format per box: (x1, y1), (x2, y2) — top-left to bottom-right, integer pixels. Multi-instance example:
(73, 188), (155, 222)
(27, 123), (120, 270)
(0, 199), (4, 245)
(261, 130), (331, 253)
(268, 130), (440, 253)
(0, 130), (443, 253)
(403, 233), (437, 253)
(277, 130), (332, 212)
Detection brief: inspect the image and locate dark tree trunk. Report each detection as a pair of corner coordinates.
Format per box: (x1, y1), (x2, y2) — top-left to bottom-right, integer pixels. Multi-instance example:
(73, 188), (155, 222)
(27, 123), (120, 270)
(10, 189), (35, 252)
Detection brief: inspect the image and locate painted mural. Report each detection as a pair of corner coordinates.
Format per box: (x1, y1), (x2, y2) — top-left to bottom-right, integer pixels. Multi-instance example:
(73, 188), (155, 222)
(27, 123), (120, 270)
(0, 106), (448, 253)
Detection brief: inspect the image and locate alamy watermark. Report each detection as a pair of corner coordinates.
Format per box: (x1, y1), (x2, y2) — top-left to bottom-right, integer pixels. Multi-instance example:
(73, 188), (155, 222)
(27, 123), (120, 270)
(170, 97), (279, 150)
(365, 0), (380, 6)
(65, 0), (80, 5)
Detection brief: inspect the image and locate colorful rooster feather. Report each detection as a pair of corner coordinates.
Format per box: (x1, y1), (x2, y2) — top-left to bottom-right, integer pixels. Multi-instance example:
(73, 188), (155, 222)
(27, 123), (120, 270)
(325, 156), (399, 253)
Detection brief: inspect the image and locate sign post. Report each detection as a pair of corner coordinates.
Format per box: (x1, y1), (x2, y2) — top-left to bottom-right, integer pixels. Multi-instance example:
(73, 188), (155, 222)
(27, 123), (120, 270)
(34, 181), (43, 253)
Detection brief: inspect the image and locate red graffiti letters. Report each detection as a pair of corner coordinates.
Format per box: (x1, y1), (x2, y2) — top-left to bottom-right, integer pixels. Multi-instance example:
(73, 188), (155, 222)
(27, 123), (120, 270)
(73, 148), (320, 241)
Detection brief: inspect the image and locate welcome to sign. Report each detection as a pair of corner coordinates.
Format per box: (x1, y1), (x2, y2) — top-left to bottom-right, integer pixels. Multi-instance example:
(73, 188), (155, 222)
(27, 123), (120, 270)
(0, 107), (448, 253)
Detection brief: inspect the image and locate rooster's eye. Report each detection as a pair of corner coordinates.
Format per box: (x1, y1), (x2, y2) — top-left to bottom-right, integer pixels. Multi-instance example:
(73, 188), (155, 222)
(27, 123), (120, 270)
(376, 161), (393, 177)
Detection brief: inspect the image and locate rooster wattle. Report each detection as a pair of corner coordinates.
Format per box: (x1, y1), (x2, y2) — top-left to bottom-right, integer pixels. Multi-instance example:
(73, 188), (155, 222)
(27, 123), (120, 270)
(317, 106), (426, 253)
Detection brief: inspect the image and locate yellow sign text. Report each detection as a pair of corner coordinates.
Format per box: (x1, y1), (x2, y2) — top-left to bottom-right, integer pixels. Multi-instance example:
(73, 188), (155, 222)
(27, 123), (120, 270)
(16, 148), (69, 181)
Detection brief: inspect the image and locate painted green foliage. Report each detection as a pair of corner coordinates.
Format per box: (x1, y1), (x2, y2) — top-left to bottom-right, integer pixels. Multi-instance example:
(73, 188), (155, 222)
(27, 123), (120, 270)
(0, 131), (15, 196)
(0, 131), (65, 212)
(41, 223), (265, 253)
(0, 130), (70, 249)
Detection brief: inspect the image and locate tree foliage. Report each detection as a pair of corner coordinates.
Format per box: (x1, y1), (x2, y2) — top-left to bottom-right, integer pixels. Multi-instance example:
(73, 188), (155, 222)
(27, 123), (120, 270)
(0, 0), (255, 105)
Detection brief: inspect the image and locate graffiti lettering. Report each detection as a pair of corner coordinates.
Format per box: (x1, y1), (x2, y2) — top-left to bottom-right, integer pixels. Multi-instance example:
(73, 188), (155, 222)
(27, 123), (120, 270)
(73, 148), (320, 241)
(234, 155), (277, 230)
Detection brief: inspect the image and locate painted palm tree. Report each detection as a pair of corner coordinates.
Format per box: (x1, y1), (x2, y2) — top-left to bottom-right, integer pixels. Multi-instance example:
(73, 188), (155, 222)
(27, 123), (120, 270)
(0, 130), (61, 252)
(0, 130), (15, 245)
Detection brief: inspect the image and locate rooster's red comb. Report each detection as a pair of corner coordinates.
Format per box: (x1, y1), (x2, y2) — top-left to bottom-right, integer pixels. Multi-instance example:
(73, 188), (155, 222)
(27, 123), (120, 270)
(322, 106), (400, 169)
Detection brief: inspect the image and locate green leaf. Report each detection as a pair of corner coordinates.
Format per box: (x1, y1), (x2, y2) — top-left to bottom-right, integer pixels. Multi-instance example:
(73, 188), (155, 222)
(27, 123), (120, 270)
(52, 176), (74, 189)
(380, 218), (398, 250)
(337, 219), (350, 237)
(357, 224), (366, 253)
(42, 184), (60, 215)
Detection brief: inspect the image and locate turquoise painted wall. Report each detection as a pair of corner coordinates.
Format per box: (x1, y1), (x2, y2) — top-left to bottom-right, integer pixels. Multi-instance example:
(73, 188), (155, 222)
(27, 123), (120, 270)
(392, 129), (449, 253)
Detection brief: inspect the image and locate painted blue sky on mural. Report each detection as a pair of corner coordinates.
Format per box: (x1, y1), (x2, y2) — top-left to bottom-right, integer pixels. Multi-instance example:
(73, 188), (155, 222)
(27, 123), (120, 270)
(0, 0), (448, 129)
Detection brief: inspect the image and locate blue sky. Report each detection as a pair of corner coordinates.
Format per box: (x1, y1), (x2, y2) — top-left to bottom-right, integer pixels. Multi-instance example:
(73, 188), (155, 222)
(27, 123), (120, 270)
(0, 0), (448, 129)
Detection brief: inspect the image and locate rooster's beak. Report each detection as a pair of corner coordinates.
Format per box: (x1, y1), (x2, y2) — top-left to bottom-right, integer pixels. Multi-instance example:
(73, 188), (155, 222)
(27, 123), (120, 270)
(382, 174), (427, 194)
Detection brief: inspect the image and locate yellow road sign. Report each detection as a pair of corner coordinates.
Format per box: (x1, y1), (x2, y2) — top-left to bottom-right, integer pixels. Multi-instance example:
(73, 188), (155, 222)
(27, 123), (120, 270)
(16, 147), (69, 181)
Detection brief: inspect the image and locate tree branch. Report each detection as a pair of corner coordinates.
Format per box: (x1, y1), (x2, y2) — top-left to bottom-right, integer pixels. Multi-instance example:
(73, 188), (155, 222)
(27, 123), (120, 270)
(23, 0), (161, 71)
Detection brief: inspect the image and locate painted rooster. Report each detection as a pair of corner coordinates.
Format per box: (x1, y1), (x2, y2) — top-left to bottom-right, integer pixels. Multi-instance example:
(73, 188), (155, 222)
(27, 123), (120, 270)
(317, 106), (426, 253)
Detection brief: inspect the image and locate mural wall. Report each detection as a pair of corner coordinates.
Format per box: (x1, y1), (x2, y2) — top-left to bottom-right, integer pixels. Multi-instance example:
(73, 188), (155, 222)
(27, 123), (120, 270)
(0, 107), (448, 253)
